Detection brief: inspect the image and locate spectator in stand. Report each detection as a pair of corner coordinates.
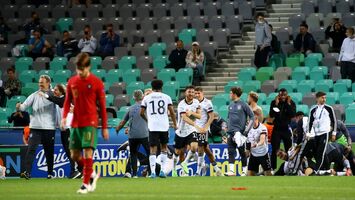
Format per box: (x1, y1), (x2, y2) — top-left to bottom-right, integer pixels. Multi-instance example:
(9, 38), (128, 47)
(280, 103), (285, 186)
(269, 24), (280, 55)
(0, 17), (11, 44)
(28, 29), (53, 60)
(0, 68), (21, 107)
(254, 13), (272, 68)
(8, 110), (30, 127)
(338, 27), (355, 83)
(56, 31), (79, 59)
(18, 12), (47, 44)
(325, 19), (347, 53)
(186, 42), (205, 85)
(168, 40), (188, 72)
(293, 23), (316, 56)
(78, 25), (97, 56)
(98, 23), (120, 58)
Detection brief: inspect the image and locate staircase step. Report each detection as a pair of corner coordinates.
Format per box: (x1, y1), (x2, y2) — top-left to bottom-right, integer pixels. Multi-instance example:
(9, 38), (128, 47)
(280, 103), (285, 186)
(238, 40), (255, 45)
(201, 81), (231, 86)
(207, 72), (235, 77)
(269, 13), (298, 18)
(270, 7), (300, 13)
(218, 62), (252, 68)
(205, 76), (236, 82)
(212, 68), (242, 73)
(199, 85), (225, 91)
(231, 45), (254, 50)
(271, 3), (301, 9)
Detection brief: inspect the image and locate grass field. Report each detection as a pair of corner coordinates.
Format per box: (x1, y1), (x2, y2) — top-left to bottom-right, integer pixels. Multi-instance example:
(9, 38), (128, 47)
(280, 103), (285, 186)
(1, 177), (355, 200)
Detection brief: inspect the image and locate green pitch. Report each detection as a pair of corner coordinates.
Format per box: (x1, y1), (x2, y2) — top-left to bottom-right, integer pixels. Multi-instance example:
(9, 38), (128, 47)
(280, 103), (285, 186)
(2, 176), (355, 200)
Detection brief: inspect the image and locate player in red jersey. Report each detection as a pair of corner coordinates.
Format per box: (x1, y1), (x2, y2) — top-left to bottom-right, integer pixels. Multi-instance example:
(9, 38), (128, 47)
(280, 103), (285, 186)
(61, 52), (109, 194)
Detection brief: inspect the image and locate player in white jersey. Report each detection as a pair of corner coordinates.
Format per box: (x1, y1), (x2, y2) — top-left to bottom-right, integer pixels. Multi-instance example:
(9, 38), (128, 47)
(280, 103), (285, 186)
(140, 79), (177, 178)
(194, 87), (223, 176)
(247, 91), (263, 119)
(246, 110), (272, 176)
(173, 85), (202, 176)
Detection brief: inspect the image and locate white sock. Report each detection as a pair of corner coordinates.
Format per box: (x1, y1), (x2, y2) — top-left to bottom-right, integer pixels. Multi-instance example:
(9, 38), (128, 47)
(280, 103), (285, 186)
(197, 156), (204, 174)
(242, 166), (247, 174)
(173, 154), (179, 171)
(343, 159), (350, 169)
(91, 170), (97, 178)
(149, 155), (156, 174)
(213, 165), (220, 172)
(336, 172), (346, 176)
(194, 152), (198, 161)
(229, 163), (235, 173)
(160, 152), (167, 173)
(317, 170), (331, 175)
(183, 150), (194, 164)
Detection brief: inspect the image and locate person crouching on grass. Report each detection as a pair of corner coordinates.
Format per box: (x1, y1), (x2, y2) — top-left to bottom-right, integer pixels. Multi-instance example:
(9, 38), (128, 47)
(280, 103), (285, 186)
(246, 110), (272, 176)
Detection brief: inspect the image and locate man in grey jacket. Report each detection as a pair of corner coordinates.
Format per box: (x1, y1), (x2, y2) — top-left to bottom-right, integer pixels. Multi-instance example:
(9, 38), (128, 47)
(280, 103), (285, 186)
(225, 87), (254, 176)
(17, 75), (57, 179)
(254, 12), (272, 68)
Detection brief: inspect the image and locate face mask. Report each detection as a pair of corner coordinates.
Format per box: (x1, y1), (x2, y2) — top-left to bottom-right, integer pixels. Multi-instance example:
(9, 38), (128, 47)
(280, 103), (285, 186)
(258, 20), (264, 24)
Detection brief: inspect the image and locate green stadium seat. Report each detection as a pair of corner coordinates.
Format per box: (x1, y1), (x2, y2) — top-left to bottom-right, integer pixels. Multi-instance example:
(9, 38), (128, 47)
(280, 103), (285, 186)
(268, 54), (284, 69)
(153, 56), (168, 71)
(289, 53), (305, 63)
(297, 80), (315, 95)
(304, 56), (319, 68)
(307, 53), (323, 63)
(105, 94), (114, 106)
(91, 69), (106, 81)
(38, 70), (55, 79)
(240, 93), (247, 102)
(176, 68), (193, 88)
(90, 56), (102, 69)
(178, 29), (196, 45)
(310, 66), (328, 81)
(278, 80), (297, 92)
(122, 69), (141, 85)
(106, 69), (123, 85)
(19, 70), (37, 84)
(256, 67), (273, 84)
(53, 70), (72, 83)
(108, 118), (121, 127)
(0, 108), (11, 120)
(244, 80), (261, 93)
(56, 18), (73, 33)
(117, 106), (130, 118)
(285, 57), (300, 69)
(15, 57), (33, 71)
(162, 81), (180, 102)
(352, 83), (355, 92)
(345, 106), (355, 125)
(21, 87), (37, 97)
(148, 43), (166, 59)
(0, 119), (12, 127)
(297, 104), (309, 116)
(260, 105), (270, 117)
(49, 57), (67, 71)
(237, 71), (253, 82)
(118, 56), (136, 72)
(339, 92), (355, 106)
(326, 92), (339, 105)
(257, 93), (267, 105)
(265, 93), (278, 105)
(315, 79), (333, 93)
(218, 105), (229, 120)
(291, 66), (310, 82)
(289, 92), (302, 104)
(157, 68), (176, 82)
(6, 95), (26, 109)
(212, 93), (229, 108)
(126, 81), (144, 96)
(334, 79), (351, 94)
(224, 80), (244, 93)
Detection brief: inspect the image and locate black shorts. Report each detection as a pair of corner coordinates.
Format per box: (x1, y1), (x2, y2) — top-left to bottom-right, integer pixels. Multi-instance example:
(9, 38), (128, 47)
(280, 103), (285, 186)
(197, 132), (209, 147)
(149, 131), (169, 147)
(174, 132), (198, 149)
(248, 153), (272, 172)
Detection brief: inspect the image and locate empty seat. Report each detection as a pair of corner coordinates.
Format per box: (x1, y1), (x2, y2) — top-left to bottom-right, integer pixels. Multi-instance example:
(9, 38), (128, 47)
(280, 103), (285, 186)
(342, 13), (355, 27)
(318, 0), (333, 16)
(161, 29), (177, 44)
(202, 41), (218, 63)
(157, 16), (173, 30)
(119, 4), (135, 19)
(85, 4), (102, 19)
(302, 92), (316, 107)
(52, 5), (67, 19)
(278, 80), (297, 93)
(298, 80), (315, 95)
(170, 3), (186, 18)
(131, 43), (148, 58)
(191, 16), (207, 30)
(137, 4), (153, 19)
(140, 17), (157, 32)
(68, 4), (85, 19)
(221, 2), (237, 17)
(153, 3), (169, 19)
(136, 56), (152, 71)
(209, 15), (225, 30)
(187, 2), (202, 18)
(19, 5), (35, 19)
(109, 82), (126, 96)
(114, 94), (130, 108)
(261, 80), (276, 95)
(103, 4), (118, 19)
(141, 68), (156, 83)
(335, 1), (350, 13)
(204, 2), (220, 18)
(315, 79), (333, 92)
(301, 0), (315, 16)
(288, 14), (305, 32)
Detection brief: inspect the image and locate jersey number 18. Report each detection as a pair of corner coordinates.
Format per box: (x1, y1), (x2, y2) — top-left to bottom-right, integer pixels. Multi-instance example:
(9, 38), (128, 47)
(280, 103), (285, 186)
(149, 100), (166, 115)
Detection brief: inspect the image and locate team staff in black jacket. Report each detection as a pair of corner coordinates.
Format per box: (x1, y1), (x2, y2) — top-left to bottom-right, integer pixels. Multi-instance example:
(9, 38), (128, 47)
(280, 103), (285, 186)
(269, 88), (296, 170)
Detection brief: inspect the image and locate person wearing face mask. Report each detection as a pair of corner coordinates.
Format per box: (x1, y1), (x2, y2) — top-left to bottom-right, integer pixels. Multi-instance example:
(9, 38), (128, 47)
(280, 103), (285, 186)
(17, 75), (57, 180)
(78, 25), (97, 56)
(338, 27), (355, 82)
(98, 23), (120, 58)
(23, 12), (47, 41)
(56, 30), (79, 59)
(168, 40), (188, 72)
(28, 29), (52, 59)
(186, 42), (205, 85)
(293, 23), (316, 56)
(325, 19), (347, 53)
(254, 13), (272, 68)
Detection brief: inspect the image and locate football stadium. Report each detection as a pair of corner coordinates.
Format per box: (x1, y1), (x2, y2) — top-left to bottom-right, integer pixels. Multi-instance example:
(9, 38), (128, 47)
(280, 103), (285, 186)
(0, 0), (355, 199)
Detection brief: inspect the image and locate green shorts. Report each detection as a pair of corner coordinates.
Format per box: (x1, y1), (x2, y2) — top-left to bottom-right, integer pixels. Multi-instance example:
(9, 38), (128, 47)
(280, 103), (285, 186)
(70, 126), (98, 150)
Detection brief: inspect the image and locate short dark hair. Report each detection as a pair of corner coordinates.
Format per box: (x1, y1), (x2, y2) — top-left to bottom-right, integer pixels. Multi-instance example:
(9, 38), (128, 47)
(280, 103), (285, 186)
(55, 84), (66, 95)
(316, 91), (326, 98)
(7, 67), (15, 73)
(300, 23), (308, 29)
(269, 24), (273, 29)
(76, 52), (91, 70)
(106, 23), (113, 28)
(348, 27), (354, 35)
(279, 88), (288, 93)
(63, 30), (69, 34)
(256, 12), (264, 18)
(84, 25), (91, 29)
(230, 87), (242, 97)
(185, 85), (195, 91)
(295, 111), (304, 117)
(194, 86), (203, 92)
(151, 79), (163, 91)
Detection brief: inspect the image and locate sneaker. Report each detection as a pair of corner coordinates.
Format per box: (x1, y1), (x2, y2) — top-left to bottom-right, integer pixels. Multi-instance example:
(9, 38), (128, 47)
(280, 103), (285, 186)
(77, 184), (90, 194)
(149, 172), (156, 178)
(201, 164), (209, 176)
(181, 162), (189, 174)
(240, 172), (247, 177)
(346, 169), (352, 176)
(123, 172), (132, 178)
(194, 173), (200, 177)
(180, 171), (189, 177)
(20, 171), (31, 180)
(224, 171), (236, 176)
(0, 166), (6, 179)
(214, 167), (223, 177)
(132, 176), (138, 179)
(89, 172), (100, 192)
(159, 171), (166, 178)
(69, 171), (82, 179)
(47, 174), (54, 179)
(171, 170), (178, 177)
